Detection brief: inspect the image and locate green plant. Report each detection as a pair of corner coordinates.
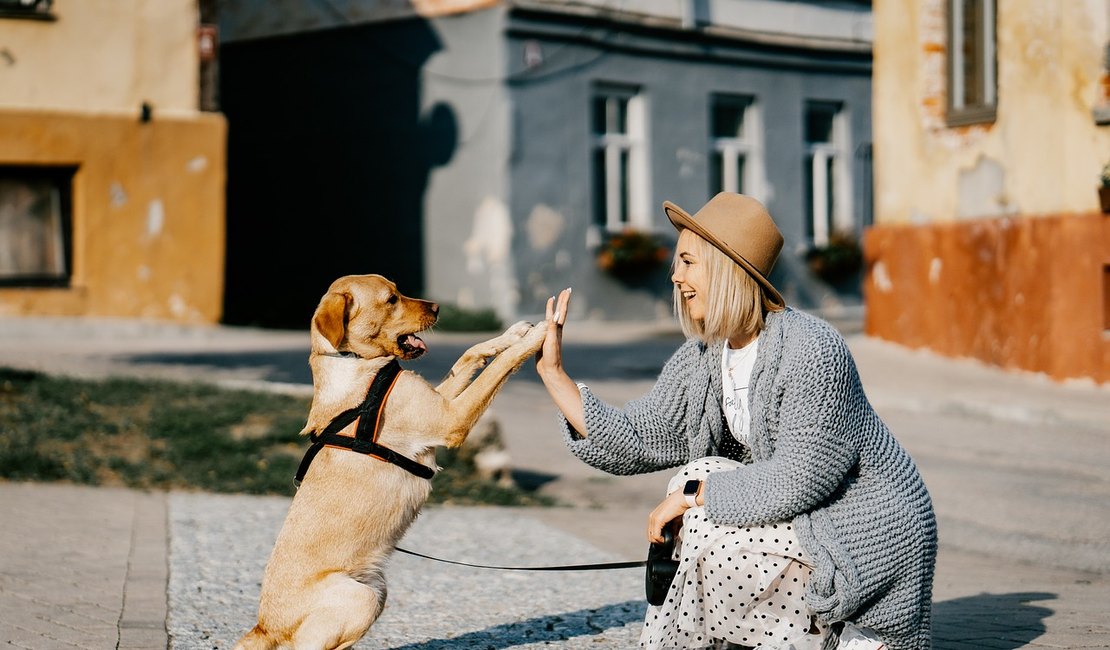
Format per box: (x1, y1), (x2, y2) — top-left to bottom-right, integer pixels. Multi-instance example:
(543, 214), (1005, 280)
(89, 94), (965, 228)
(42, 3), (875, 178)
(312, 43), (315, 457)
(596, 228), (671, 280)
(1101, 159), (1110, 187)
(805, 232), (863, 285)
(435, 303), (502, 332)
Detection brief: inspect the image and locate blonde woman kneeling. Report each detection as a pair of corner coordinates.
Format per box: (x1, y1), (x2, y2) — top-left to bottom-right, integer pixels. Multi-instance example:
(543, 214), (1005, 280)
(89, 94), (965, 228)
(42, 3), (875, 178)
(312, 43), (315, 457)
(534, 193), (936, 650)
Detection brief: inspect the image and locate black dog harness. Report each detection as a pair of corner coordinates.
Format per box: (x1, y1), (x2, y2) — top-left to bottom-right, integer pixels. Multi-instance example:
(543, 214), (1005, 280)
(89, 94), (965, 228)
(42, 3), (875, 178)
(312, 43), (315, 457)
(294, 359), (435, 485)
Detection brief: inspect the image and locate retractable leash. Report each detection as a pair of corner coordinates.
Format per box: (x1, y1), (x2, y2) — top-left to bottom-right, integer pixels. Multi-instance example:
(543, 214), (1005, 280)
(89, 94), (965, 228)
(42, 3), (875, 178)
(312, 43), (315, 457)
(395, 530), (675, 607)
(394, 546), (645, 572)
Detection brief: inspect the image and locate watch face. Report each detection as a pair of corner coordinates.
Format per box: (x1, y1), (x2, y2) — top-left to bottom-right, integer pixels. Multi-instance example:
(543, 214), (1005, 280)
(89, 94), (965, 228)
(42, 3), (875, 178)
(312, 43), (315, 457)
(684, 479), (700, 496)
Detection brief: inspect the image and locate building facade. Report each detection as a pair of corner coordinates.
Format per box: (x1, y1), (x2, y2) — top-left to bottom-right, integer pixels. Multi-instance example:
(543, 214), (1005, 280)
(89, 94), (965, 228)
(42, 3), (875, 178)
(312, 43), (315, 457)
(0, 0), (227, 323)
(869, 0), (1110, 383)
(218, 0), (873, 327)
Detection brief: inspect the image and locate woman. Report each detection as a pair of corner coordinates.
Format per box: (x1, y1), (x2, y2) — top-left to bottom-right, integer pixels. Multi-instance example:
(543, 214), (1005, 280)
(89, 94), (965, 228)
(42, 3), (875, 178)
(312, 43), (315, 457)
(535, 193), (936, 650)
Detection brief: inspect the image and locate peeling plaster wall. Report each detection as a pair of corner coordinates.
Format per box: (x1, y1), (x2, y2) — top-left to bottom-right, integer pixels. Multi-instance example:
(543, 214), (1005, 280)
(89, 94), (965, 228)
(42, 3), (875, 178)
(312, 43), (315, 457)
(418, 7), (519, 320)
(864, 214), (1110, 383)
(873, 0), (1110, 223)
(0, 0), (200, 115)
(0, 110), (227, 323)
(0, 0), (226, 324)
(869, 0), (1110, 383)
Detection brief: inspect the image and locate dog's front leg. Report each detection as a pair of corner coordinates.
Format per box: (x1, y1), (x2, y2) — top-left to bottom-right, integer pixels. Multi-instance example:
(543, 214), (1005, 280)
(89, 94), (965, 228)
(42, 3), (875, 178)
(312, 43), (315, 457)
(441, 321), (548, 447)
(435, 321), (534, 399)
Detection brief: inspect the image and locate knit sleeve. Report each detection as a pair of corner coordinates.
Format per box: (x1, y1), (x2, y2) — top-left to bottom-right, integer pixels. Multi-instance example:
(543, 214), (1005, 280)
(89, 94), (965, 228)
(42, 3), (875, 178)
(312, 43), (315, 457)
(559, 341), (700, 475)
(704, 327), (860, 525)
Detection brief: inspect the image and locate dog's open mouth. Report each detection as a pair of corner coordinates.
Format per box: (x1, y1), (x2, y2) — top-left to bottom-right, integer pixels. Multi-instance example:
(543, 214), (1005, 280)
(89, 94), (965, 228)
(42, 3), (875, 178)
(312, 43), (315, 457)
(398, 333), (428, 358)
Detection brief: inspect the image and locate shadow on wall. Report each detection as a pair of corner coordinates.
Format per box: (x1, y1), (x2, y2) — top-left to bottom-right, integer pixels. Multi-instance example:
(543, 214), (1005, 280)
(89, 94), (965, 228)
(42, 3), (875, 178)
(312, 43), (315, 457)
(220, 15), (457, 328)
(932, 592), (1053, 648)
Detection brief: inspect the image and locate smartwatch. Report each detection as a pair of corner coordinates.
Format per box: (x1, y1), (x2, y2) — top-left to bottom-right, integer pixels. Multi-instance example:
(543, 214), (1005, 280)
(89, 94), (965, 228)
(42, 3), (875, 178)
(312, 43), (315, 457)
(682, 479), (702, 508)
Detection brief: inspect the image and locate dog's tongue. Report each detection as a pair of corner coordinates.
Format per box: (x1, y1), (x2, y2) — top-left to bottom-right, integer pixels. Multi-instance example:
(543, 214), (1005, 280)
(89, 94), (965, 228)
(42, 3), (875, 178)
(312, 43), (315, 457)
(404, 334), (427, 352)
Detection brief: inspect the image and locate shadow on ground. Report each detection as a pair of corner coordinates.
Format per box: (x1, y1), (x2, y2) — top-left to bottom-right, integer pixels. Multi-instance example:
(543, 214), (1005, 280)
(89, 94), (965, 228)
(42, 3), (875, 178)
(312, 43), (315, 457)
(381, 600), (646, 649)
(118, 336), (687, 387)
(932, 592), (1054, 648)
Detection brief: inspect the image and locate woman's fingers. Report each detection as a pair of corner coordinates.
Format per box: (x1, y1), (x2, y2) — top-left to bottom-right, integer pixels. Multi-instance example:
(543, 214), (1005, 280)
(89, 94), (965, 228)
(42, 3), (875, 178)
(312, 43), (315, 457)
(553, 287), (572, 326)
(647, 492), (687, 543)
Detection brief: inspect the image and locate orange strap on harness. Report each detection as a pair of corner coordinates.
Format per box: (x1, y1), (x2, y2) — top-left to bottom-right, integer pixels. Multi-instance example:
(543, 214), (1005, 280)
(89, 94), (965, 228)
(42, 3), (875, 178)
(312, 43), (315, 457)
(294, 360), (434, 485)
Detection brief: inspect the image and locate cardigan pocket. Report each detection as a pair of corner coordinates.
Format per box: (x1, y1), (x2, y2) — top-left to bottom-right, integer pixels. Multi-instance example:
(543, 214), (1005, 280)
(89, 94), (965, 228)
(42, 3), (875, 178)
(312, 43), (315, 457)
(795, 510), (863, 622)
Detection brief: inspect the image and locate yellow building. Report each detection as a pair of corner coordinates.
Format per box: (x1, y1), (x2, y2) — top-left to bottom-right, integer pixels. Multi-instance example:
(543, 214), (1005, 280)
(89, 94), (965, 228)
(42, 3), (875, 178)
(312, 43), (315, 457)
(868, 0), (1110, 383)
(0, 0), (226, 323)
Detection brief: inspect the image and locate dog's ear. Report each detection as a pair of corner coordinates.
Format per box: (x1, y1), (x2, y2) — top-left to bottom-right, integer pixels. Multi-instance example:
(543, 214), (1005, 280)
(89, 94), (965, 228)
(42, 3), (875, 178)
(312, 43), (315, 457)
(313, 291), (349, 351)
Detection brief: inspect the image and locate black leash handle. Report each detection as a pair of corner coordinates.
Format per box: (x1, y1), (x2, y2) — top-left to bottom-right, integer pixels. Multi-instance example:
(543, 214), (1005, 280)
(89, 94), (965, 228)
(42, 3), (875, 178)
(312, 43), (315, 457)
(395, 546), (645, 572)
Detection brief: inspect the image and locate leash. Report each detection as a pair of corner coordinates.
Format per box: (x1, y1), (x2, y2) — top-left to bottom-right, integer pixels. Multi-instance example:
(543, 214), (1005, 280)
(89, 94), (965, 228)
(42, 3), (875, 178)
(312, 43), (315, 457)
(394, 546), (645, 571)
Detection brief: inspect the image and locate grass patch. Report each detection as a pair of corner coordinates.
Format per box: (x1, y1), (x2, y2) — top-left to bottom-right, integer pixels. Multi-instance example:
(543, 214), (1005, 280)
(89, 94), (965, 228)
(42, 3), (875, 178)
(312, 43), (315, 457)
(0, 367), (551, 505)
(434, 303), (503, 332)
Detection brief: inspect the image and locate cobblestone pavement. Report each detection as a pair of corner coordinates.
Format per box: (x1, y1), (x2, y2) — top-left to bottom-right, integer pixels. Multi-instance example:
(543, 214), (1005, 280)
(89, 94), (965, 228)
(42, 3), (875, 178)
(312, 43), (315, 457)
(168, 495), (644, 650)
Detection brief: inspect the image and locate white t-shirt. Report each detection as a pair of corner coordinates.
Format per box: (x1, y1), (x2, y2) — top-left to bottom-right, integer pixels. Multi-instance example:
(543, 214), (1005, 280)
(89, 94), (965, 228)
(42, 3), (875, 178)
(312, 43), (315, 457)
(721, 338), (758, 443)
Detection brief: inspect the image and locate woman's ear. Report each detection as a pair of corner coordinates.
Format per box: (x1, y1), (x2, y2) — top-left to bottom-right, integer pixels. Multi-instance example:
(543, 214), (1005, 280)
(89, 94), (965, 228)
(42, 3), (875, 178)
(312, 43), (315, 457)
(313, 292), (349, 351)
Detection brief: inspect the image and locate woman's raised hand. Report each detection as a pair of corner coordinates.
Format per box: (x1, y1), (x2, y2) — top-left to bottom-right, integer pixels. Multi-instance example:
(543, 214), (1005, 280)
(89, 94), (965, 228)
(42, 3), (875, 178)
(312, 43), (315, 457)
(534, 288), (588, 436)
(536, 287), (571, 380)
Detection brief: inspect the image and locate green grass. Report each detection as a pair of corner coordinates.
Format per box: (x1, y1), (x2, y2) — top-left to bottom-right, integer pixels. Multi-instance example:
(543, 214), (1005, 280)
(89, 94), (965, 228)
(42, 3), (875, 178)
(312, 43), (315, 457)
(0, 367), (551, 505)
(434, 303), (503, 332)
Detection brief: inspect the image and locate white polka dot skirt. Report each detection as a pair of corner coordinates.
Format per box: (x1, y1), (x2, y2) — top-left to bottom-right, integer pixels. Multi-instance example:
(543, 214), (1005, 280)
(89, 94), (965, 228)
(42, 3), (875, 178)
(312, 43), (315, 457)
(639, 457), (829, 650)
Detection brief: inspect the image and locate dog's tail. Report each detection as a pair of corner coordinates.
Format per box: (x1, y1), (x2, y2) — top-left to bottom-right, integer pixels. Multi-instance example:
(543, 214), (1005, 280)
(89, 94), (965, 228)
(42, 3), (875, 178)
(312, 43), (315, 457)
(233, 625), (279, 650)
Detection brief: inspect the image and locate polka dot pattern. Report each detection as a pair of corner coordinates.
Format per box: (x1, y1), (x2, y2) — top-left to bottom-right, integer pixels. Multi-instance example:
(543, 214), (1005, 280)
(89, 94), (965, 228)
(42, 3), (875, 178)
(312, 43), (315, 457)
(639, 458), (828, 649)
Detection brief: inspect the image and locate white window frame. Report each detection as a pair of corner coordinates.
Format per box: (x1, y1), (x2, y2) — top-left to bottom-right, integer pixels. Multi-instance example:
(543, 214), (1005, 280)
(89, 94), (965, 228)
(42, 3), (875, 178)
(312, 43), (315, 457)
(709, 94), (766, 202)
(592, 84), (650, 232)
(948, 0), (997, 125)
(805, 101), (852, 247)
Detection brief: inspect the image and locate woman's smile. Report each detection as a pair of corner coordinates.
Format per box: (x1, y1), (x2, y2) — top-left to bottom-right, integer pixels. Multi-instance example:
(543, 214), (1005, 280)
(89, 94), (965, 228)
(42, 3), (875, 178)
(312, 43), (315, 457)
(673, 230), (708, 320)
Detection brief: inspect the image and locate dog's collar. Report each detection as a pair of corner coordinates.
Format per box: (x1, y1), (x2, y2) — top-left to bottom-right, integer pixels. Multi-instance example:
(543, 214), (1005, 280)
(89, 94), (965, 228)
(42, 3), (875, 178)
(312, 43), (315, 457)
(294, 359), (435, 484)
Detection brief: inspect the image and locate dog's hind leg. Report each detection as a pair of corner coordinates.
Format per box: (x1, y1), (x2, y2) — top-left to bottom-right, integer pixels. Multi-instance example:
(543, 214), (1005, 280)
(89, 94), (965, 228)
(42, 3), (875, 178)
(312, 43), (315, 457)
(435, 320), (534, 399)
(232, 626), (280, 650)
(292, 574), (385, 650)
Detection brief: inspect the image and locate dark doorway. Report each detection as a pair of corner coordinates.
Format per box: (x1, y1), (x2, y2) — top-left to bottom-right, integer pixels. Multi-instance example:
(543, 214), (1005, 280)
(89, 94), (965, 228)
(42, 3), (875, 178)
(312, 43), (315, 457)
(220, 18), (455, 328)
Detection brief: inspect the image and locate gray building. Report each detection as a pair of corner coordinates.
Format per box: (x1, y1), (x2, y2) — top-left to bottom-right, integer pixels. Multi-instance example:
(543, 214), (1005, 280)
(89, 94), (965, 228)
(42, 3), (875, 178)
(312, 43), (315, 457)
(218, 0), (872, 328)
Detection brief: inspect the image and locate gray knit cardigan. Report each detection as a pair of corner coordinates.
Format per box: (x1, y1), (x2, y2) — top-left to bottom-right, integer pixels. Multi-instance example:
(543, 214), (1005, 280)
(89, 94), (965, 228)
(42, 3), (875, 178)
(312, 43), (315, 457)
(562, 308), (937, 650)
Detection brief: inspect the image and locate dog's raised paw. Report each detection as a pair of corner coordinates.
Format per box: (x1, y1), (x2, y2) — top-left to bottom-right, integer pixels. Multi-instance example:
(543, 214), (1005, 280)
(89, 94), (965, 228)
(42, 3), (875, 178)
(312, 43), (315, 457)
(505, 321), (534, 338)
(522, 320), (549, 347)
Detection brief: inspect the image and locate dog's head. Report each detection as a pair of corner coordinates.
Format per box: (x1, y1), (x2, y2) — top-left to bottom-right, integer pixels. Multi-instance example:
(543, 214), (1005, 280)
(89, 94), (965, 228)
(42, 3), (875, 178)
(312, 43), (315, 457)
(310, 274), (438, 360)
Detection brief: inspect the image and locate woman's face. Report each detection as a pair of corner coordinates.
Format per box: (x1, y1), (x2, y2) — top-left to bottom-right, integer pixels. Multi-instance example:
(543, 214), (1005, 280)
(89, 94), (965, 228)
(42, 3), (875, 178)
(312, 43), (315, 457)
(672, 229), (709, 321)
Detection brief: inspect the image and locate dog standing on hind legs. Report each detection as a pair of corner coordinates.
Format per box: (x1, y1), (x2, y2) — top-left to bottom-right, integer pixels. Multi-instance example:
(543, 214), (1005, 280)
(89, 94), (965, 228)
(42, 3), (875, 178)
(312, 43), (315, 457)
(234, 274), (547, 650)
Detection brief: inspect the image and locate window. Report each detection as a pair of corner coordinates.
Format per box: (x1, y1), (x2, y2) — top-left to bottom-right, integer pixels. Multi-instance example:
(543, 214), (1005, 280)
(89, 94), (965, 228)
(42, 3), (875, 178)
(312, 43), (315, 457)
(804, 101), (851, 247)
(709, 94), (764, 200)
(0, 166), (74, 287)
(947, 0), (997, 126)
(591, 84), (649, 231)
(0, 0), (55, 20)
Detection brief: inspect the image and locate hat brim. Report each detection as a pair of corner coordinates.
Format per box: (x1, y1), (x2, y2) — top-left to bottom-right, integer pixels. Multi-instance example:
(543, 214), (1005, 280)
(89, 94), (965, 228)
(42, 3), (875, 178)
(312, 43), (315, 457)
(664, 200), (785, 308)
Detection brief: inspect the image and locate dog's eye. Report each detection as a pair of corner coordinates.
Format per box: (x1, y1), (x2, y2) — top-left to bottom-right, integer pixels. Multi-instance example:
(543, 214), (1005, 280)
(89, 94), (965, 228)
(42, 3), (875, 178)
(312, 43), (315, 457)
(386, 294), (398, 305)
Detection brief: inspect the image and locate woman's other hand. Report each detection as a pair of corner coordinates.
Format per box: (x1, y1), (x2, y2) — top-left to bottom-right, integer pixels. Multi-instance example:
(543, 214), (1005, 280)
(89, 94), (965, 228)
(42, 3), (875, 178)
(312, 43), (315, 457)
(647, 491), (689, 543)
(647, 482), (703, 543)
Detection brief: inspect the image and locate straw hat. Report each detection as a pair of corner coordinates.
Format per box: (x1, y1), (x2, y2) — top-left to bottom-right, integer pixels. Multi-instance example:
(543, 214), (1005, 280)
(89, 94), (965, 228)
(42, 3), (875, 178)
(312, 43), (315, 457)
(663, 192), (785, 308)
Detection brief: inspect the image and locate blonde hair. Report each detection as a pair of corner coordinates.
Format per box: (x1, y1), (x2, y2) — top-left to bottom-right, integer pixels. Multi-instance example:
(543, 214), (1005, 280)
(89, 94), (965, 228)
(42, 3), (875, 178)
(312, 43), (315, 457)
(672, 230), (783, 344)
